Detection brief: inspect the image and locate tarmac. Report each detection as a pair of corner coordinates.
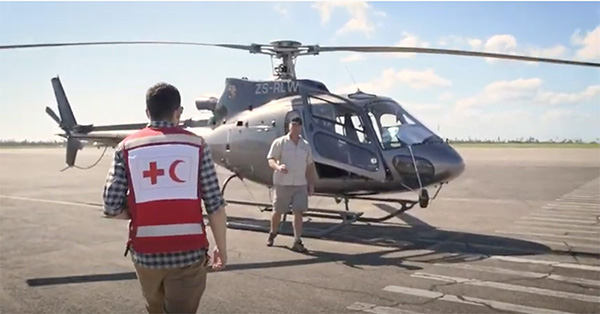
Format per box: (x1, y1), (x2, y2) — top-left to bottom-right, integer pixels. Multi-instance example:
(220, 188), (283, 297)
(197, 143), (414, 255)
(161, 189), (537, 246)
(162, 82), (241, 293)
(1, 146), (599, 314)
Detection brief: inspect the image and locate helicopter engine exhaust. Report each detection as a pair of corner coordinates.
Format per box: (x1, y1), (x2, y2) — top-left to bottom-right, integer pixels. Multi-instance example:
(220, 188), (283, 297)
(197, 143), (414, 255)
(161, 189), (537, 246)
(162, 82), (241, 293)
(195, 96), (218, 112)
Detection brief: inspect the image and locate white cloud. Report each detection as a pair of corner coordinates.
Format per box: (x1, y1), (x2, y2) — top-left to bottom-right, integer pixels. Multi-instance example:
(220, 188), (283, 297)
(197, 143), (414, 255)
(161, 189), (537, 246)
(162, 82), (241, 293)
(336, 68), (452, 93)
(438, 35), (465, 48)
(541, 109), (575, 123)
(455, 78), (599, 110)
(467, 38), (483, 50)
(436, 33), (569, 65)
(481, 34), (519, 64)
(340, 53), (365, 63)
(536, 85), (600, 105)
(396, 69), (452, 90)
(571, 26), (600, 60)
(312, 1), (385, 36)
(427, 103), (599, 142)
(273, 3), (290, 19)
(393, 32), (430, 58)
(438, 91), (454, 102)
(528, 45), (568, 59)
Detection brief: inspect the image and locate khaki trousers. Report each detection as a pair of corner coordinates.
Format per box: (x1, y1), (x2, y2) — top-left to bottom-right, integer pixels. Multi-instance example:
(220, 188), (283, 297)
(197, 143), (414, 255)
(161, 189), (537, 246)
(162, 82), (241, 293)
(133, 256), (208, 314)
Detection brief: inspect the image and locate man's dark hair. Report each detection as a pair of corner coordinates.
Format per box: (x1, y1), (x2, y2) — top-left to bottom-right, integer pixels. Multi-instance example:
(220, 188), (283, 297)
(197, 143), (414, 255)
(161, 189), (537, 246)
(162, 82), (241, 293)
(146, 82), (181, 120)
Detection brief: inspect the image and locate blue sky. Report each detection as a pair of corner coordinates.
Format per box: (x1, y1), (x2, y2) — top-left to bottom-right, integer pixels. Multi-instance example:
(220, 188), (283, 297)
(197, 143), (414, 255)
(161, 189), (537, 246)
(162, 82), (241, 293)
(0, 1), (599, 142)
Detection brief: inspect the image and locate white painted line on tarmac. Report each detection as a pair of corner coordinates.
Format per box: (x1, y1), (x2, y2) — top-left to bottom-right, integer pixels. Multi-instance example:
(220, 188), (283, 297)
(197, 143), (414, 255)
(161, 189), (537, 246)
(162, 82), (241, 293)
(0, 195), (100, 209)
(530, 212), (599, 219)
(547, 203), (600, 208)
(383, 285), (575, 314)
(490, 256), (600, 272)
(411, 272), (600, 303)
(434, 263), (600, 287)
(514, 220), (600, 231)
(523, 217), (597, 224)
(495, 230), (600, 242)
(506, 225), (599, 235)
(346, 302), (423, 314)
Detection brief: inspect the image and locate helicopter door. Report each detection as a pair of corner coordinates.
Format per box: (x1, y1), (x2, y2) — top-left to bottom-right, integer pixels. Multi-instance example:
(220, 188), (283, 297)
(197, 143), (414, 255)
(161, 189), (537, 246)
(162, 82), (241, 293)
(304, 94), (387, 182)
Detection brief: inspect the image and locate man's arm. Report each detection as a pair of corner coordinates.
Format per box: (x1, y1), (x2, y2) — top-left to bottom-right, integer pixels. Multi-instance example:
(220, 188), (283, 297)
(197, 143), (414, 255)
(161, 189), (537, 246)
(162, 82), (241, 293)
(305, 144), (316, 193)
(267, 139), (283, 171)
(198, 142), (227, 257)
(306, 162), (316, 185)
(103, 143), (130, 219)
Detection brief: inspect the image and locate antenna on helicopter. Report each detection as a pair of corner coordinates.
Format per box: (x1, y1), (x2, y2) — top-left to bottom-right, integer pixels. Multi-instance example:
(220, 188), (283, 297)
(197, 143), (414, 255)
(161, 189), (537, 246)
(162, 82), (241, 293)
(344, 65), (360, 92)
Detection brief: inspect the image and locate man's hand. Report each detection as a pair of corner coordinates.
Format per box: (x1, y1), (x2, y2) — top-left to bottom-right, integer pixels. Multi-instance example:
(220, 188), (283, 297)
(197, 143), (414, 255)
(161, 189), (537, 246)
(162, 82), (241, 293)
(207, 206), (227, 270)
(278, 164), (288, 174)
(308, 184), (314, 196)
(211, 246), (227, 270)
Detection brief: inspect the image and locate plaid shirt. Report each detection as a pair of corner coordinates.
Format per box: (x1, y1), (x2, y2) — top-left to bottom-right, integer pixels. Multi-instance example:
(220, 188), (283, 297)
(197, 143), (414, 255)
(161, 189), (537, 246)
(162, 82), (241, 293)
(102, 120), (225, 269)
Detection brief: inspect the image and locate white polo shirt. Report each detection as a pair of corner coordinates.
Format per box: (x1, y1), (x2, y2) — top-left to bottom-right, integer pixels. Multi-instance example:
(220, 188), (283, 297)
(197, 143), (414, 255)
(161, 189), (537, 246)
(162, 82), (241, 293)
(267, 134), (313, 186)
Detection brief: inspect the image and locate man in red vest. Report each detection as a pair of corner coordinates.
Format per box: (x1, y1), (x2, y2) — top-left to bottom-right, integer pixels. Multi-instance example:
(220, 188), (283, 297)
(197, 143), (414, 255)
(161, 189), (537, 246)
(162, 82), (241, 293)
(103, 82), (227, 314)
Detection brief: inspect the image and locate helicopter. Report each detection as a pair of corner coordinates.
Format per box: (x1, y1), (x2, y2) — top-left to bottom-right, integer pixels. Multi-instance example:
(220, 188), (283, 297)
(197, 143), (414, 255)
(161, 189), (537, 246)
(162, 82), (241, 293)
(2, 39), (598, 237)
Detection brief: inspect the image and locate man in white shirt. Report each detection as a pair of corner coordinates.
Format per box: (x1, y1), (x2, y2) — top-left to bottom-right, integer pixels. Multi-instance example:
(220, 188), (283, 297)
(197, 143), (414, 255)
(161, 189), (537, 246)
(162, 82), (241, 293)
(266, 117), (315, 253)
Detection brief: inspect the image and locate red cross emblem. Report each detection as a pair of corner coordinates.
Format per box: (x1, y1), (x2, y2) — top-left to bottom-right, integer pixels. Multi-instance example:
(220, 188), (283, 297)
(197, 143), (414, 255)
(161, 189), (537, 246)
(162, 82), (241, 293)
(142, 160), (186, 185)
(143, 161), (164, 185)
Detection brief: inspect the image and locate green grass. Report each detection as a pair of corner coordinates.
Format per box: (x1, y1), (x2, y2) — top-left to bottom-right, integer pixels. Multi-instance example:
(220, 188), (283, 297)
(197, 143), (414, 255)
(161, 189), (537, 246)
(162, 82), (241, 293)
(450, 142), (600, 148)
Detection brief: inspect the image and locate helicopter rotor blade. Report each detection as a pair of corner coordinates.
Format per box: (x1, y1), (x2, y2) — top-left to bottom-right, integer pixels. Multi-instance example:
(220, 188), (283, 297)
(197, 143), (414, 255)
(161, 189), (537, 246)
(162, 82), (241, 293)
(1, 40), (598, 68)
(317, 46), (600, 67)
(45, 106), (61, 125)
(0, 41), (255, 52)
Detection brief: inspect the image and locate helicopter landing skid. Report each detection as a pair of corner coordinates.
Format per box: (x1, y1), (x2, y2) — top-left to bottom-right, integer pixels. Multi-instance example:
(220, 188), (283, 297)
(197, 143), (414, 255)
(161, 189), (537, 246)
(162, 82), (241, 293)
(220, 174), (419, 238)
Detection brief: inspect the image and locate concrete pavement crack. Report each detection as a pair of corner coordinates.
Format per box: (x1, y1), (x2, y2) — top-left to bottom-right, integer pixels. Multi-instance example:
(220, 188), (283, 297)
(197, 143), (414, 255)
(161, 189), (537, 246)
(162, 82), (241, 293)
(455, 295), (512, 314)
(426, 279), (511, 314)
(240, 272), (399, 304)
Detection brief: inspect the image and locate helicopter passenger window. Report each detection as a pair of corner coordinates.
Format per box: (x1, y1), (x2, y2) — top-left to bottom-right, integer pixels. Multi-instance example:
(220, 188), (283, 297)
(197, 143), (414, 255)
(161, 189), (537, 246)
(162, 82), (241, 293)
(308, 95), (369, 144)
(307, 95), (378, 172)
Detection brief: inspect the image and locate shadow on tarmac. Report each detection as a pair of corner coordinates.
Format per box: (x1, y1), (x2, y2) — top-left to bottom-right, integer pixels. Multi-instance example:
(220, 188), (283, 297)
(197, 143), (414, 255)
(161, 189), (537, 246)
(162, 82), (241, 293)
(26, 205), (567, 287)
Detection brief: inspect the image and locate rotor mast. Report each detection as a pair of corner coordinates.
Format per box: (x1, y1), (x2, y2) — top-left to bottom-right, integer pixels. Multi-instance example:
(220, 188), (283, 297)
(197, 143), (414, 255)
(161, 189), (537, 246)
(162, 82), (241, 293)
(253, 40), (320, 80)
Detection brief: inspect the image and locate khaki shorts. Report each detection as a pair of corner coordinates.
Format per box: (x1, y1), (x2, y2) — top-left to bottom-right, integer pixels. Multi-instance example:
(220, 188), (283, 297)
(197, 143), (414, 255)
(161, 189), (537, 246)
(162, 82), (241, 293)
(273, 184), (308, 214)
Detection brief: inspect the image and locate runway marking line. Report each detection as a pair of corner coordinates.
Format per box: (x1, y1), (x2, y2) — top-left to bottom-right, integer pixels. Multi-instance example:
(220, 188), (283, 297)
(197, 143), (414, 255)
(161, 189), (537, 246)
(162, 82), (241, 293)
(410, 272), (600, 303)
(490, 256), (600, 272)
(504, 225), (599, 235)
(346, 302), (423, 314)
(514, 220), (600, 231)
(0, 195), (100, 209)
(433, 263), (600, 287)
(523, 216), (597, 224)
(383, 285), (576, 314)
(494, 230), (600, 242)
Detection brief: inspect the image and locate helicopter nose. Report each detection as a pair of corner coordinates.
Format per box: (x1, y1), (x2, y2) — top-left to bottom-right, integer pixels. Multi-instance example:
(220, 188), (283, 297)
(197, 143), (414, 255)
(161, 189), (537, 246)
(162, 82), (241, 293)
(392, 143), (465, 188)
(431, 143), (465, 183)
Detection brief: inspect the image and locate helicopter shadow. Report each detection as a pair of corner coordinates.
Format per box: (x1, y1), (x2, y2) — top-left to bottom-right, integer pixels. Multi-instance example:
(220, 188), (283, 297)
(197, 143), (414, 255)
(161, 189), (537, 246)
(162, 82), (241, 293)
(24, 203), (561, 288)
(227, 202), (562, 264)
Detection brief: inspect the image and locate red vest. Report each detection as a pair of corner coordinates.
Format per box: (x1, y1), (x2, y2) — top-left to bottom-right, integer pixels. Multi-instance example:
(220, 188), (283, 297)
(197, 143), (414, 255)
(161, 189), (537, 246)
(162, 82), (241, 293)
(122, 126), (209, 254)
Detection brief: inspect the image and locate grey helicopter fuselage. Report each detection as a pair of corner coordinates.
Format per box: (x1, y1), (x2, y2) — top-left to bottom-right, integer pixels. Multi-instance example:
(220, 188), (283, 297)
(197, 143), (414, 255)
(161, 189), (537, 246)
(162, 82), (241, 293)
(199, 77), (465, 195)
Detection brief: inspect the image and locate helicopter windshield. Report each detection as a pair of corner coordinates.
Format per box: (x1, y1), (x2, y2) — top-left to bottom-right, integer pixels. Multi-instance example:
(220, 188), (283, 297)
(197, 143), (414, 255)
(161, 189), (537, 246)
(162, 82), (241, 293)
(367, 101), (442, 149)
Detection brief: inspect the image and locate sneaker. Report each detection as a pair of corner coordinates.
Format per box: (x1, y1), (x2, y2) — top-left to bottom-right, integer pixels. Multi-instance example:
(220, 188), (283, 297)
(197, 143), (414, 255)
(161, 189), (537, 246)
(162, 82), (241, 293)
(266, 232), (277, 246)
(291, 239), (308, 253)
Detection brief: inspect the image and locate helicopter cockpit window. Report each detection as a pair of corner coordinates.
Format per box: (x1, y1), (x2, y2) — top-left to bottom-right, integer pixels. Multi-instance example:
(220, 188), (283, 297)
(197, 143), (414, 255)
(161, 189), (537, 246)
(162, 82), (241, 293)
(367, 101), (440, 149)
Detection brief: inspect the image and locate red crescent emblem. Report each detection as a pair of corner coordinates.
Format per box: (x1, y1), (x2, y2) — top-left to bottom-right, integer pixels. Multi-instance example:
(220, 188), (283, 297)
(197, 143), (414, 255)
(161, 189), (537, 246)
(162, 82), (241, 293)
(169, 160), (186, 183)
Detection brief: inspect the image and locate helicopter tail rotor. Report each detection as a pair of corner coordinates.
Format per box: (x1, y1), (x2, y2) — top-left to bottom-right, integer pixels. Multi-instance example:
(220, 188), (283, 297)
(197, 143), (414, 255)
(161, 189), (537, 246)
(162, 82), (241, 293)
(45, 76), (84, 168)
